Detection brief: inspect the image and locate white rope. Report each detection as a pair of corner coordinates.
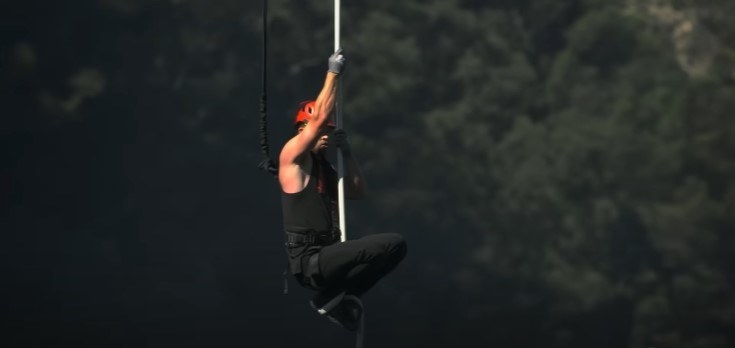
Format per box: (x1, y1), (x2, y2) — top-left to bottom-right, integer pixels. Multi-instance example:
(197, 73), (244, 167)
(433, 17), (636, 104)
(334, 0), (347, 243)
(334, 2), (363, 347)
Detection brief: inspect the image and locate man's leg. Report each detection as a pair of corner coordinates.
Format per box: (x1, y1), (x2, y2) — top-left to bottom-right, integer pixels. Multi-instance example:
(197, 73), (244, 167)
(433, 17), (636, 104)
(307, 233), (406, 331)
(316, 233), (407, 298)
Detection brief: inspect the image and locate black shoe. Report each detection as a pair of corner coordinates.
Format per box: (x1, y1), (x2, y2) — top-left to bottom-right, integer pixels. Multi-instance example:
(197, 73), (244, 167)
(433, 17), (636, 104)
(321, 295), (363, 332)
(310, 289), (345, 313)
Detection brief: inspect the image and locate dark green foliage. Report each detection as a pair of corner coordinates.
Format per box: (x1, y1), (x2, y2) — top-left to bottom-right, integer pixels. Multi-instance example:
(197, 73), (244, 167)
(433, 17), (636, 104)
(2, 0), (733, 347)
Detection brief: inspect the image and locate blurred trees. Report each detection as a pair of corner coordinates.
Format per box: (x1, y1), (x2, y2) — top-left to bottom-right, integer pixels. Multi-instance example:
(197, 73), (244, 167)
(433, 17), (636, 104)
(336, 0), (735, 347)
(3, 0), (734, 347)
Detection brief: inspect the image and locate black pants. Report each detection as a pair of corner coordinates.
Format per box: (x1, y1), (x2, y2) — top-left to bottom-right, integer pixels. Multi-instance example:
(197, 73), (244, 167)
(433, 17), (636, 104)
(306, 233), (407, 307)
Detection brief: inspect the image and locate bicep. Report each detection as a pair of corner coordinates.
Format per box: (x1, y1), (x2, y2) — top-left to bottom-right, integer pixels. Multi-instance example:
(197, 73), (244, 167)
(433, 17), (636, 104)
(280, 125), (319, 165)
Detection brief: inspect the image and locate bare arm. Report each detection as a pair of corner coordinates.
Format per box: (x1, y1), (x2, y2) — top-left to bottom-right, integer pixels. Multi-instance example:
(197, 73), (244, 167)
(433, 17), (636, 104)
(279, 51), (345, 193)
(334, 129), (367, 199)
(279, 71), (339, 166)
(343, 151), (367, 199)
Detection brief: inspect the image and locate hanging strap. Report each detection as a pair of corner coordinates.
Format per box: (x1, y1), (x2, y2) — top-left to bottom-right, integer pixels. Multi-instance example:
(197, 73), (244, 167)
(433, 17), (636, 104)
(258, 0), (277, 177)
(254, 0), (285, 294)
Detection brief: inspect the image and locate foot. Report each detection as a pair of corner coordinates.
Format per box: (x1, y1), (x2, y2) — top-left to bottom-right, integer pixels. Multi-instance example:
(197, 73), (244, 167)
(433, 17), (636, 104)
(310, 290), (345, 315)
(310, 292), (362, 331)
(311, 294), (363, 331)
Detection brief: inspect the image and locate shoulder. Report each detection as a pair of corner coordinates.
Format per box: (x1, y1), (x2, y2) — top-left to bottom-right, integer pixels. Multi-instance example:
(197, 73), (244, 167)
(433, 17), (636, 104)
(279, 135), (304, 165)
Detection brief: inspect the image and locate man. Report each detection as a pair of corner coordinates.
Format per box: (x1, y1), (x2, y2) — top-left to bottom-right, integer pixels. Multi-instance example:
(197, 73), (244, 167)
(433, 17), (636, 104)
(278, 50), (407, 331)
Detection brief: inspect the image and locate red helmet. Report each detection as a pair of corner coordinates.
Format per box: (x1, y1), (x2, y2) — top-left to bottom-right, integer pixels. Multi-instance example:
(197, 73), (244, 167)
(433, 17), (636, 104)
(294, 100), (335, 128)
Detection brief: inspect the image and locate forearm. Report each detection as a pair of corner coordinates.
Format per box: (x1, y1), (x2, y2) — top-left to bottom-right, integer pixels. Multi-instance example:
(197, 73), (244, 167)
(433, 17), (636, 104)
(313, 72), (338, 125)
(342, 151), (367, 199)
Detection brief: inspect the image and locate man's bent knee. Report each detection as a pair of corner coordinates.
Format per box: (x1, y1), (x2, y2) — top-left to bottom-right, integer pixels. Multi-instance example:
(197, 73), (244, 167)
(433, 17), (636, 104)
(381, 233), (407, 259)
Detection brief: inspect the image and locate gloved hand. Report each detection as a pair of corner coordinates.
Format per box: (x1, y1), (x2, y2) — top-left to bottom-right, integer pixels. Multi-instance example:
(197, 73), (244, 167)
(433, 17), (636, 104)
(328, 49), (346, 74)
(334, 129), (351, 155)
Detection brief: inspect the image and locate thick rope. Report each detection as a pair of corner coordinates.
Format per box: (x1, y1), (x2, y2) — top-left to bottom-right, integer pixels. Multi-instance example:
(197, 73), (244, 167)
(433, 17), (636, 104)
(258, 0), (278, 176)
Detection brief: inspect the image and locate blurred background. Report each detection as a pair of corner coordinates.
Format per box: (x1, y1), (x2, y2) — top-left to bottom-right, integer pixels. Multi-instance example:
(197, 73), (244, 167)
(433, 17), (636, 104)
(2, 0), (734, 347)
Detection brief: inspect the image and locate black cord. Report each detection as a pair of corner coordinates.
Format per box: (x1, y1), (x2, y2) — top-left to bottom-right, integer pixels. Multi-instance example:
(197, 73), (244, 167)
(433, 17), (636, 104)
(258, 0), (278, 176)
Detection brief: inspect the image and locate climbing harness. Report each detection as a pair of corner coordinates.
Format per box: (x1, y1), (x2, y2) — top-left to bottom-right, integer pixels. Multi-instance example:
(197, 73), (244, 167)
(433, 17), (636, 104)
(285, 231), (340, 247)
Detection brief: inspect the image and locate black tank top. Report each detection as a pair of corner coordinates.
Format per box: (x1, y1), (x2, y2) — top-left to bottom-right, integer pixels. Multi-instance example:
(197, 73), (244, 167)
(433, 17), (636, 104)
(281, 153), (338, 234)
